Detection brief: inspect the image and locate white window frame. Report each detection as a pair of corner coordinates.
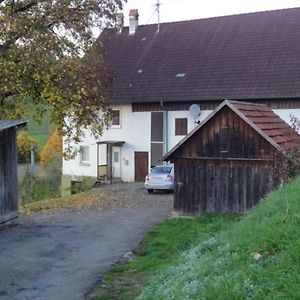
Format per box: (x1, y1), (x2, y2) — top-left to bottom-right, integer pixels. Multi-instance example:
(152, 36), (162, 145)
(79, 146), (90, 164)
(111, 109), (121, 128)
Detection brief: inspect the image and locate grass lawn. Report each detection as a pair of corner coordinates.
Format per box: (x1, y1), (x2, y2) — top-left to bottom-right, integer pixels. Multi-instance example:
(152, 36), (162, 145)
(19, 176), (60, 205)
(90, 214), (240, 300)
(27, 113), (50, 150)
(91, 176), (300, 300)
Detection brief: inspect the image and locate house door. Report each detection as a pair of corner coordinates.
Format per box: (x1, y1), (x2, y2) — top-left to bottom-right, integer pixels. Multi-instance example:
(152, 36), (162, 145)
(112, 147), (121, 178)
(134, 151), (149, 182)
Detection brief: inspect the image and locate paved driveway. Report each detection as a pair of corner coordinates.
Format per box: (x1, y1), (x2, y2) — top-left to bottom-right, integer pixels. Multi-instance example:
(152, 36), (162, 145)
(0, 183), (173, 300)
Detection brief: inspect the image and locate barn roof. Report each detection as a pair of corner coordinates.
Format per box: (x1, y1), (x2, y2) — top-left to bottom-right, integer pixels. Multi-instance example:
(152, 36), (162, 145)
(163, 100), (300, 160)
(101, 7), (300, 103)
(0, 120), (26, 132)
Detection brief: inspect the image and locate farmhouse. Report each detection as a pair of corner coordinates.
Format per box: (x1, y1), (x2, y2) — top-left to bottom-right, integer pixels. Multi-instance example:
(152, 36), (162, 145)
(0, 120), (26, 223)
(62, 7), (300, 193)
(163, 100), (300, 215)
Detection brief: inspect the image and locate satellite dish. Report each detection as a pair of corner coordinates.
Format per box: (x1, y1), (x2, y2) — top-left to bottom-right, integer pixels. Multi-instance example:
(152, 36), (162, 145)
(189, 104), (201, 118)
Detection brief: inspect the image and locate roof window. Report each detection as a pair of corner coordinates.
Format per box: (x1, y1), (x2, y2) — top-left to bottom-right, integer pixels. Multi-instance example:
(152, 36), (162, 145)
(176, 73), (186, 78)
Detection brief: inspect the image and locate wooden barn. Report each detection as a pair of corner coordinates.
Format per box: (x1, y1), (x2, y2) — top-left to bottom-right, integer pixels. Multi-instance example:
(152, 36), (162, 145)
(163, 100), (300, 215)
(0, 120), (26, 223)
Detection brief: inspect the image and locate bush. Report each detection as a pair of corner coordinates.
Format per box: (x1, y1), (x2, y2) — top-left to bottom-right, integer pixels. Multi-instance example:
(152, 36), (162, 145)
(17, 131), (39, 163)
(40, 130), (62, 197)
(40, 130), (62, 169)
(19, 166), (36, 205)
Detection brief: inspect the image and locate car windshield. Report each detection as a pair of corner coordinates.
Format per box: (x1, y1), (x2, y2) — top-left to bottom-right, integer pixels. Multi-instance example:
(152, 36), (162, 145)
(151, 166), (172, 174)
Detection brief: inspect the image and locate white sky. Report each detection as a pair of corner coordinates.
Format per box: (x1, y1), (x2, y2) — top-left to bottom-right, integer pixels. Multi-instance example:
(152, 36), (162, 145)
(122, 0), (300, 26)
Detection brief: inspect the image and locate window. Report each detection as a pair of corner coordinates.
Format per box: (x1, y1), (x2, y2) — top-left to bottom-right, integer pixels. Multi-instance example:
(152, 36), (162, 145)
(113, 151), (119, 163)
(80, 146), (90, 163)
(112, 110), (120, 127)
(175, 118), (188, 135)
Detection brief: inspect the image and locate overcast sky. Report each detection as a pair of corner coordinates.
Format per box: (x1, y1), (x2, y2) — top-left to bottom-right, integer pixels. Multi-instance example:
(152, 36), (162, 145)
(122, 0), (300, 26)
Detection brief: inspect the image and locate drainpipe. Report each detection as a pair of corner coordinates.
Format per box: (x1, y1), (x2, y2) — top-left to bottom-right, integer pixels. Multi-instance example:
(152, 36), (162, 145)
(160, 101), (169, 154)
(97, 143), (99, 180)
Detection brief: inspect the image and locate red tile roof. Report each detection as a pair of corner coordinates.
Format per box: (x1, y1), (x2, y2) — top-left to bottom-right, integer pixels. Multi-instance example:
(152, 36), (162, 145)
(101, 7), (300, 103)
(230, 102), (300, 151)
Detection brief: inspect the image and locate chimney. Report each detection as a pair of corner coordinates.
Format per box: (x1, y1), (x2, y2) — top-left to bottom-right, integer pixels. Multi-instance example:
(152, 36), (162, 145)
(116, 13), (124, 33)
(129, 9), (139, 35)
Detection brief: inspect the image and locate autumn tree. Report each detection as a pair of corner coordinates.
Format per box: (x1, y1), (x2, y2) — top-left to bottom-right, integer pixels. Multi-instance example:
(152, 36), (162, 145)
(40, 130), (62, 196)
(40, 130), (62, 169)
(17, 131), (38, 163)
(0, 0), (125, 157)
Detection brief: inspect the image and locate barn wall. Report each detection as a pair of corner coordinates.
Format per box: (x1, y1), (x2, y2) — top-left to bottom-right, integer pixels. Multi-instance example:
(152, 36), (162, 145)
(174, 158), (278, 215)
(175, 107), (276, 159)
(171, 106), (281, 215)
(0, 128), (18, 223)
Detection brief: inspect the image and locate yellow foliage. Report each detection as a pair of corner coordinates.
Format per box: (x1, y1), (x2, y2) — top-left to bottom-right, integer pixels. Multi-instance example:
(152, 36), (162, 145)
(40, 131), (62, 169)
(17, 131), (38, 163)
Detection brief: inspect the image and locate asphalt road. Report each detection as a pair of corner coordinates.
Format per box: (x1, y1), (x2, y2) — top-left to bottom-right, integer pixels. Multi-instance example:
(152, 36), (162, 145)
(0, 204), (171, 300)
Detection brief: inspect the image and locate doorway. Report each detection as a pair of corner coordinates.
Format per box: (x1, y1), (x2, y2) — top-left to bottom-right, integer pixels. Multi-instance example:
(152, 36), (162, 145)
(112, 146), (121, 178)
(134, 151), (149, 182)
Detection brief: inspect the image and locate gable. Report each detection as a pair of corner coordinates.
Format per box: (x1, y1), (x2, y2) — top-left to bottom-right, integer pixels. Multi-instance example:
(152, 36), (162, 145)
(172, 105), (277, 160)
(101, 8), (300, 103)
(164, 100), (300, 161)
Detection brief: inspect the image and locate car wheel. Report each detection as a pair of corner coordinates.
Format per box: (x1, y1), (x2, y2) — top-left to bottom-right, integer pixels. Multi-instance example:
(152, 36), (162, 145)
(147, 189), (154, 194)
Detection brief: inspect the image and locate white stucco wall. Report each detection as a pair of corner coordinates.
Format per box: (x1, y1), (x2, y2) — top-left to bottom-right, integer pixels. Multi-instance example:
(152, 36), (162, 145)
(63, 106), (300, 183)
(63, 104), (151, 182)
(166, 110), (212, 152)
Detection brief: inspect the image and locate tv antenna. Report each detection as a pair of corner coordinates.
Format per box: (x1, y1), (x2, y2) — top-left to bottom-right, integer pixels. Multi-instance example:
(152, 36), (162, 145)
(156, 0), (160, 32)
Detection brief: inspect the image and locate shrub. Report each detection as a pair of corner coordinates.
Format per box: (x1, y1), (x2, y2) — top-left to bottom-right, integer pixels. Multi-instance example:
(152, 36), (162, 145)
(40, 130), (62, 170)
(17, 131), (38, 163)
(40, 130), (62, 197)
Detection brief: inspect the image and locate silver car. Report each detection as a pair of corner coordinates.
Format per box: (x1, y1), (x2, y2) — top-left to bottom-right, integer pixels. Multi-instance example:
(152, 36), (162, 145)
(145, 164), (175, 193)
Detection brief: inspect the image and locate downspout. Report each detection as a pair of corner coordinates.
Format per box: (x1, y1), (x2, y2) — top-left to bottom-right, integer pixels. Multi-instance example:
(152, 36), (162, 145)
(97, 143), (99, 180)
(160, 101), (168, 154)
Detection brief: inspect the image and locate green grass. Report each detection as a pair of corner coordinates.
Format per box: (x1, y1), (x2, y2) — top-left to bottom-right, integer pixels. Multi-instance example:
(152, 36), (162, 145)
(19, 176), (61, 206)
(91, 176), (300, 300)
(27, 112), (50, 150)
(137, 176), (300, 300)
(91, 214), (240, 300)
(29, 133), (49, 149)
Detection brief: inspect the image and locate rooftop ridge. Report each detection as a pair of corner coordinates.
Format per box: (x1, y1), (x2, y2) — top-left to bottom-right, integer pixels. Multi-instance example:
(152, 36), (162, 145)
(121, 6), (300, 28)
(226, 100), (268, 107)
(102, 6), (300, 104)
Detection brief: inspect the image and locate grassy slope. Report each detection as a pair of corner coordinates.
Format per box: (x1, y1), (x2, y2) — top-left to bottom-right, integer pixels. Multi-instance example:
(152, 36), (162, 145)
(91, 214), (239, 300)
(27, 113), (50, 150)
(138, 177), (300, 300)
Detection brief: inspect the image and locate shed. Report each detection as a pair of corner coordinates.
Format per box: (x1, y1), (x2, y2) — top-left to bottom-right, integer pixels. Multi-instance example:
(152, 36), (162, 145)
(163, 100), (300, 215)
(0, 120), (26, 223)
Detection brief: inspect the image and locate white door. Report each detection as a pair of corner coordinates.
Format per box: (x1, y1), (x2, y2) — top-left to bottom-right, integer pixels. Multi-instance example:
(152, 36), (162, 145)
(112, 147), (121, 178)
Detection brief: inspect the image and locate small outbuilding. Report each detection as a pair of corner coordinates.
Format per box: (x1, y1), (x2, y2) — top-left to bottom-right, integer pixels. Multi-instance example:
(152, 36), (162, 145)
(163, 100), (300, 215)
(0, 120), (26, 223)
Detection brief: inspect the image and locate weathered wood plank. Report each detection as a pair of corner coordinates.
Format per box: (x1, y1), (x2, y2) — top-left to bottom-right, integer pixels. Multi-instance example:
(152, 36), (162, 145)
(0, 127), (19, 222)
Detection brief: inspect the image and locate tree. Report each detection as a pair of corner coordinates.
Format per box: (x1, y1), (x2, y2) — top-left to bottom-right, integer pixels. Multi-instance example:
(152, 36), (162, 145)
(40, 130), (63, 197)
(276, 114), (300, 182)
(40, 130), (62, 169)
(0, 0), (125, 157)
(17, 131), (38, 163)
